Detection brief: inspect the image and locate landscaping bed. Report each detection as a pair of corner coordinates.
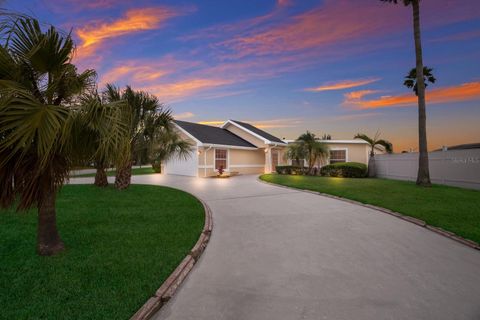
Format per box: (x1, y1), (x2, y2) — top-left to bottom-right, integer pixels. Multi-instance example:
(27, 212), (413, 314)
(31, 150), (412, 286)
(0, 184), (204, 320)
(260, 174), (480, 244)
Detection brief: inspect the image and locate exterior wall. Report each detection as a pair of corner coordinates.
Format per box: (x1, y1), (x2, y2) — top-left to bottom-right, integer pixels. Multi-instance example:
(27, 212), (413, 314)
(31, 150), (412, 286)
(286, 143), (370, 166)
(223, 124), (267, 147)
(326, 143), (369, 164)
(198, 147), (266, 177)
(374, 149), (480, 190)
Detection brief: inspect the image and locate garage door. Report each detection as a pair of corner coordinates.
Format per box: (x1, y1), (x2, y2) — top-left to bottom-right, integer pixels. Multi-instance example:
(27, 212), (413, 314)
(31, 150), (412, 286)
(164, 147), (198, 177)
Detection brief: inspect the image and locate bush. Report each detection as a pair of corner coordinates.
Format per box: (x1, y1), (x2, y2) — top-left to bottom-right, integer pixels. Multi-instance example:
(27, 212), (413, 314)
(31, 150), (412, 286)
(275, 165), (306, 175)
(151, 161), (162, 173)
(320, 162), (367, 178)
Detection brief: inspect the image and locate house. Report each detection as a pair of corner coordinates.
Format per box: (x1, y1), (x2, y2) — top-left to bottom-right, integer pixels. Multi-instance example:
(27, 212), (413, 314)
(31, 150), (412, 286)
(165, 120), (288, 177)
(165, 120), (376, 177)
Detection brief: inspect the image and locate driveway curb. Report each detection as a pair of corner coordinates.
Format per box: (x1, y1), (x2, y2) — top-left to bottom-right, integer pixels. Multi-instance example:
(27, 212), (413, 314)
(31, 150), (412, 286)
(258, 177), (480, 251)
(130, 197), (213, 320)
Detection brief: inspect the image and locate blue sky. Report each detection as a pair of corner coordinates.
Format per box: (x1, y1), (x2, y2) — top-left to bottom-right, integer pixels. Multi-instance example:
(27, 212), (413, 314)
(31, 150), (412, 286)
(4, 0), (480, 151)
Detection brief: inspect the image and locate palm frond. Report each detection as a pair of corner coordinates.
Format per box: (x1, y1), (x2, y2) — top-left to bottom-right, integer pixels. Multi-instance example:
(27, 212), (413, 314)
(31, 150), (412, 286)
(354, 133), (374, 145)
(376, 139), (393, 153)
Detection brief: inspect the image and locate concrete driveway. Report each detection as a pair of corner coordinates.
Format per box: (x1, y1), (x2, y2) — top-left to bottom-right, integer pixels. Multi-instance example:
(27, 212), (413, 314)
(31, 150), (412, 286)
(74, 174), (480, 319)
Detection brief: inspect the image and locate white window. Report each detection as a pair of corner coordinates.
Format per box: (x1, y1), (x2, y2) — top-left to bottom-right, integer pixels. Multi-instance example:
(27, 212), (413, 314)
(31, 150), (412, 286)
(329, 149), (347, 164)
(215, 149), (228, 170)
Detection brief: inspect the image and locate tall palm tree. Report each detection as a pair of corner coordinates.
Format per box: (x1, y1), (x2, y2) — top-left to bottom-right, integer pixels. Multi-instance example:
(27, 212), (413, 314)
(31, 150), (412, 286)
(103, 85), (172, 189)
(354, 132), (393, 177)
(287, 131), (329, 175)
(381, 0), (431, 186)
(149, 124), (192, 173)
(404, 66), (436, 95)
(0, 14), (126, 255)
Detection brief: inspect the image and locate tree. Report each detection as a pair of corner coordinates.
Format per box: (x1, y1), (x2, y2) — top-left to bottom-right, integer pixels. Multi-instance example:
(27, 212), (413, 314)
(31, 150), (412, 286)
(79, 93), (127, 187)
(149, 123), (192, 173)
(287, 131), (329, 175)
(381, 0), (431, 186)
(354, 132), (392, 177)
(321, 133), (332, 140)
(0, 14), (126, 255)
(404, 66), (436, 95)
(103, 85), (172, 190)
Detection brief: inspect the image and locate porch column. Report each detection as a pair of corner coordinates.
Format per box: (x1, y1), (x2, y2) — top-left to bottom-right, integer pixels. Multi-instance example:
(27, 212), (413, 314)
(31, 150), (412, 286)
(265, 147), (272, 173)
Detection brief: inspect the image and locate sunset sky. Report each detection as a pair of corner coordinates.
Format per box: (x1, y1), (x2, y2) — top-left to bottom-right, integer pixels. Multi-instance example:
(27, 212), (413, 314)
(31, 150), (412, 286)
(4, 0), (480, 152)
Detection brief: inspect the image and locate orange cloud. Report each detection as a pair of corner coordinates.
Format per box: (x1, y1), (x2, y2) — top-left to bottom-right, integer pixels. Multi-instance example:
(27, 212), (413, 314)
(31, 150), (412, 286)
(344, 90), (380, 100)
(198, 121), (225, 126)
(100, 65), (168, 86)
(347, 82), (480, 109)
(199, 118), (302, 129)
(174, 112), (195, 120)
(76, 7), (187, 58)
(98, 56), (201, 86)
(142, 78), (233, 102)
(306, 78), (380, 92)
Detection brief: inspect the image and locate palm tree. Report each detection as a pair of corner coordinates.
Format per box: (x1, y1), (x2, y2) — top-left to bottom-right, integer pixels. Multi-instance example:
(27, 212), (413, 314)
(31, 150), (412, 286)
(287, 131), (329, 175)
(0, 14), (126, 255)
(79, 93), (127, 187)
(149, 125), (192, 173)
(404, 66), (436, 95)
(381, 0), (431, 186)
(354, 132), (393, 177)
(103, 85), (172, 189)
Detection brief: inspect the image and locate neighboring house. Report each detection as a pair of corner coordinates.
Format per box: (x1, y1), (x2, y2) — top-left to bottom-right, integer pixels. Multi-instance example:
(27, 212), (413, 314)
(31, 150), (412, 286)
(165, 119), (380, 177)
(282, 139), (380, 168)
(165, 120), (288, 177)
(433, 143), (480, 151)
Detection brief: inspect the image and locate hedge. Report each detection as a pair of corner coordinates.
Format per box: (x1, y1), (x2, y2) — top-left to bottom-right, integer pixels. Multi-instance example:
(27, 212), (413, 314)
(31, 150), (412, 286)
(275, 165), (307, 175)
(320, 162), (367, 178)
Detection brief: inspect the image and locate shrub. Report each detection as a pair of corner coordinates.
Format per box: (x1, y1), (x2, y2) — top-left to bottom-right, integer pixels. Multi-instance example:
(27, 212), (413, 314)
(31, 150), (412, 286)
(152, 161), (162, 173)
(275, 165), (306, 175)
(320, 162), (367, 178)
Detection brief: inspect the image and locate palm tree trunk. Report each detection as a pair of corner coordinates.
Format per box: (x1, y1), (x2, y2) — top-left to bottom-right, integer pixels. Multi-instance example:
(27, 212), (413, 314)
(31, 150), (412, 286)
(412, 0), (431, 187)
(368, 155), (376, 178)
(37, 188), (65, 256)
(115, 161), (132, 190)
(94, 164), (108, 187)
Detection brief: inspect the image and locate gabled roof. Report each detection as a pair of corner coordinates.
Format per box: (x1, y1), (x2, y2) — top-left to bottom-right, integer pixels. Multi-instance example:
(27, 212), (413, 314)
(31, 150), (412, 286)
(174, 120), (256, 148)
(223, 120), (286, 144)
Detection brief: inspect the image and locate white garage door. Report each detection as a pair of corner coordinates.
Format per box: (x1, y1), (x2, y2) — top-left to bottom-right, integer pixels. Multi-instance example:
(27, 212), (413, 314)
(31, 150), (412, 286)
(164, 147), (198, 177)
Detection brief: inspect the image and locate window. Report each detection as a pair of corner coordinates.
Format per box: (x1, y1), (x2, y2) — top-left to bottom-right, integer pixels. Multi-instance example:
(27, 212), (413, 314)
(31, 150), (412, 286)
(215, 149), (227, 170)
(329, 150), (346, 164)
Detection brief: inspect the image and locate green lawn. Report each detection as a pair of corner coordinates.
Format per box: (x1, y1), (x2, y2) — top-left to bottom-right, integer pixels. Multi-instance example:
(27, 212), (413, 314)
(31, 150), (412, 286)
(72, 167), (155, 178)
(260, 174), (480, 244)
(0, 185), (204, 320)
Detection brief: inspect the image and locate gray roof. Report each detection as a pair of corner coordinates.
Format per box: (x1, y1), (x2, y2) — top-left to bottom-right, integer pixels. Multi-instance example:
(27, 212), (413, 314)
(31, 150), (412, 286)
(434, 143), (480, 151)
(230, 120), (285, 144)
(175, 120), (257, 148)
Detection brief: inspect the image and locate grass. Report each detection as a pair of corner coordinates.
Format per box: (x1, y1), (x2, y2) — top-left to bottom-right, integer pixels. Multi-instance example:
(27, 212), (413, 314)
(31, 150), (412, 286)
(260, 174), (480, 244)
(72, 167), (155, 178)
(0, 184), (204, 320)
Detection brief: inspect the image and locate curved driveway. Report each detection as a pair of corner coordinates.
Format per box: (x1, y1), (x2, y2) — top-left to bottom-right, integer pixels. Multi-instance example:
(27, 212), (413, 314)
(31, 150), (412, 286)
(79, 174), (480, 319)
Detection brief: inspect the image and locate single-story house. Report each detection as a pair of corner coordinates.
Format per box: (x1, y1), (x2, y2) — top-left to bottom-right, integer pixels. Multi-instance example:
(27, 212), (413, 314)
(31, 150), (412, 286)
(164, 120), (378, 177)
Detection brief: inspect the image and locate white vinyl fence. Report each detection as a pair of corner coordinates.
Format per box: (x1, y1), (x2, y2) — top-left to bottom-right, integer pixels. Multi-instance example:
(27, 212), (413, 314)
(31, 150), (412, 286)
(374, 149), (480, 190)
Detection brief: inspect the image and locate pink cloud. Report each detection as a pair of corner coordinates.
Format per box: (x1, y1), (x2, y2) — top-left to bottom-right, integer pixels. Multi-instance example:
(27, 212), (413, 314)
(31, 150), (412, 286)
(344, 82), (480, 109)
